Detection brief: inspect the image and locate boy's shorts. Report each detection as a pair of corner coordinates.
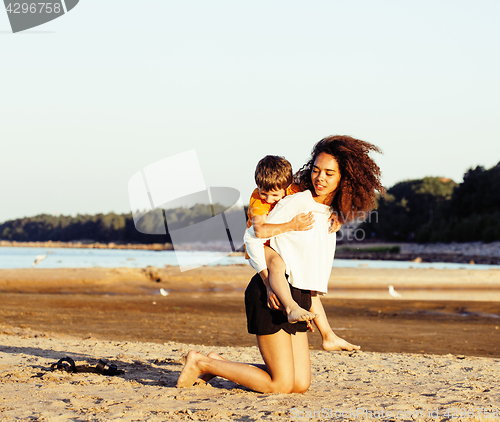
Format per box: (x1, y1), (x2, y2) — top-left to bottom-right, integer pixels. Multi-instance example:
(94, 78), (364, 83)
(245, 273), (312, 336)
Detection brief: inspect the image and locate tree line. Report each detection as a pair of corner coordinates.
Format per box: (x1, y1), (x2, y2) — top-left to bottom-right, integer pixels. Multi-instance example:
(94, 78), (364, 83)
(361, 161), (500, 242)
(0, 204), (234, 245)
(1, 161), (499, 244)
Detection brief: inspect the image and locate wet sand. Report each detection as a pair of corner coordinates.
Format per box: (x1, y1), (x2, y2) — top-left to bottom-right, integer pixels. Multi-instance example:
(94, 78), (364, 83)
(2, 292), (500, 357)
(1, 266), (499, 357)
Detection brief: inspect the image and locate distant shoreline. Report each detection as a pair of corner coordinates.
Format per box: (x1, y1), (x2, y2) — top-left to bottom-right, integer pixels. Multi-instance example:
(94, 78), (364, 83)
(0, 240), (173, 251)
(0, 240), (245, 255)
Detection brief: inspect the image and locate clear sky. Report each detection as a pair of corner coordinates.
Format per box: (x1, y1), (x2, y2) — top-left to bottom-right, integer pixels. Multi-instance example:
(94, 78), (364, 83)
(1, 0), (499, 223)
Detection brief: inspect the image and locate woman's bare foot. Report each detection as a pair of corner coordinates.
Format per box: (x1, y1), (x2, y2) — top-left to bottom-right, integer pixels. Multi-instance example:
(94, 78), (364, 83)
(287, 304), (318, 324)
(177, 351), (208, 388)
(322, 334), (361, 351)
(194, 352), (226, 385)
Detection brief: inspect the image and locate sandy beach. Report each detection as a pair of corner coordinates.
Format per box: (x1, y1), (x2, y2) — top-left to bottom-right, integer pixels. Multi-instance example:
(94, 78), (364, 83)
(1, 265), (499, 421)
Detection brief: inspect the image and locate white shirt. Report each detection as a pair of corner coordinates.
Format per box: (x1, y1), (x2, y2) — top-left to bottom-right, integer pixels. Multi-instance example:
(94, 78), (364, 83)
(244, 190), (335, 294)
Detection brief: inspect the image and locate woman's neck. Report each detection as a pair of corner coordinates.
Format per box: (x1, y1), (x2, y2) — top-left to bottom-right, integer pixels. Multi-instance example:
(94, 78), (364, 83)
(311, 190), (334, 205)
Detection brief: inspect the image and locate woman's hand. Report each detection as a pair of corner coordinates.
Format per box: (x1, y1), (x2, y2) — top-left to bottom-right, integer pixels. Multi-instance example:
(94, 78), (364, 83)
(290, 212), (314, 232)
(329, 213), (341, 233)
(258, 269), (283, 310)
(266, 285), (284, 311)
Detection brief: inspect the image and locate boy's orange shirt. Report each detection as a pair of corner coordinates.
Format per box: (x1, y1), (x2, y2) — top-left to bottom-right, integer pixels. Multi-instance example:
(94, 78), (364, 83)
(245, 183), (302, 259)
(246, 183), (302, 228)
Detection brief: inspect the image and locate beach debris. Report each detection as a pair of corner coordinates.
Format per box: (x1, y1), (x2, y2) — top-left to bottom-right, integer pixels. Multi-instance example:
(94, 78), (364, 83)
(388, 285), (402, 298)
(33, 254), (47, 267)
(143, 266), (163, 282)
(50, 356), (124, 375)
(160, 288), (169, 296)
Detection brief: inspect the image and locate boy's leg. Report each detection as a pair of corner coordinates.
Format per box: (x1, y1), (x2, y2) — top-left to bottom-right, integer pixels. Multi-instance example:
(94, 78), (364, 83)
(265, 246), (317, 323)
(310, 293), (360, 351)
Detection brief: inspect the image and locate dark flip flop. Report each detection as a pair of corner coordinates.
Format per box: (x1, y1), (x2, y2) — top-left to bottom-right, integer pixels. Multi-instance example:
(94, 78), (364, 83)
(95, 359), (124, 376)
(50, 356), (77, 373)
(50, 357), (123, 376)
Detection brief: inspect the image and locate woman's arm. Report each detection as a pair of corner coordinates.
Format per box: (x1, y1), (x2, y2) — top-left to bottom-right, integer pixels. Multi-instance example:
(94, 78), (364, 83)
(252, 212), (314, 238)
(245, 192), (314, 275)
(244, 226), (268, 273)
(243, 194), (305, 273)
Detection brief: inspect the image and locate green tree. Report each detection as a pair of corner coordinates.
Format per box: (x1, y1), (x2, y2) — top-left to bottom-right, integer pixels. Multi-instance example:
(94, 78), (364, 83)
(362, 177), (457, 241)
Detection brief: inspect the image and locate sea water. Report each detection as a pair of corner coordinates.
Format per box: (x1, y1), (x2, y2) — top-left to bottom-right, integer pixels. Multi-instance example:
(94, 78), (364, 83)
(1, 246), (499, 270)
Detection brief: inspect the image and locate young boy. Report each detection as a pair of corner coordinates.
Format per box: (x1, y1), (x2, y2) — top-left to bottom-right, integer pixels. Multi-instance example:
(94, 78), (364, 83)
(245, 155), (360, 351)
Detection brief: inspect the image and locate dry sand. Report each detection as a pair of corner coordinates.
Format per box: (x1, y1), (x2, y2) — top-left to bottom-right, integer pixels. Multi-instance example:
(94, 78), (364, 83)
(1, 266), (500, 421)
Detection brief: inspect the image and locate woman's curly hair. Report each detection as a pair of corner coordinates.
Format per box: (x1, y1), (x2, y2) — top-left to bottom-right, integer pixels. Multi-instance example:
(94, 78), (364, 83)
(295, 135), (384, 224)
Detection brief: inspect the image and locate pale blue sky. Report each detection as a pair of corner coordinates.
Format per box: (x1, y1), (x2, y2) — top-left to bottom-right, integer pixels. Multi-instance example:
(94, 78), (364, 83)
(1, 0), (499, 223)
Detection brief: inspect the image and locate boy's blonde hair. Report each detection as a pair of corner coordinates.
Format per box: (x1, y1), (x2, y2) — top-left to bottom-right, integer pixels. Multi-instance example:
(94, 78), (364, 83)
(254, 155), (293, 192)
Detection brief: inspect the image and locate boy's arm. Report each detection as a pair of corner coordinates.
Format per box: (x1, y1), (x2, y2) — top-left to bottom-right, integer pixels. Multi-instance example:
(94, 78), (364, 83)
(252, 212), (314, 238)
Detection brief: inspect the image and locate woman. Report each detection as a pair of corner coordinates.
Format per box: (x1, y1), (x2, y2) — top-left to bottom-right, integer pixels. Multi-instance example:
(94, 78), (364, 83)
(177, 135), (383, 393)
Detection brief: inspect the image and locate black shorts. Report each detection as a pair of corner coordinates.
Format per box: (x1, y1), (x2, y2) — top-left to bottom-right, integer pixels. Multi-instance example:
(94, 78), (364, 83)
(245, 273), (312, 336)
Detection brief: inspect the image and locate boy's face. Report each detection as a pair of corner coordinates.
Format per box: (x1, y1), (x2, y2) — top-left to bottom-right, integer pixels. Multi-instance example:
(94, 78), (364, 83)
(258, 187), (286, 205)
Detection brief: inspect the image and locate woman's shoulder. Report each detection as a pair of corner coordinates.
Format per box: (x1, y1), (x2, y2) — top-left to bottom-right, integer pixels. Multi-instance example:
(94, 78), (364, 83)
(270, 191), (316, 215)
(279, 190), (313, 205)
(283, 190), (332, 214)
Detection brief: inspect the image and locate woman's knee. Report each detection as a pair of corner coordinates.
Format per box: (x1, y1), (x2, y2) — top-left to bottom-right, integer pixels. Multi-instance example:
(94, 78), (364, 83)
(267, 378), (309, 394)
(292, 378), (311, 394)
(268, 379), (295, 394)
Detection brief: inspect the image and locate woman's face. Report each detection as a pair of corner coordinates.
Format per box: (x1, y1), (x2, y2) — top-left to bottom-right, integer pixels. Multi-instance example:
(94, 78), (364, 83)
(311, 152), (341, 204)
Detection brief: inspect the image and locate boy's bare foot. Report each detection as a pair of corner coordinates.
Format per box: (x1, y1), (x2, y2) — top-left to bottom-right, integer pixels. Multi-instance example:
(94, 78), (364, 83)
(322, 334), (361, 352)
(177, 351), (207, 388)
(288, 304), (318, 324)
(194, 352), (226, 385)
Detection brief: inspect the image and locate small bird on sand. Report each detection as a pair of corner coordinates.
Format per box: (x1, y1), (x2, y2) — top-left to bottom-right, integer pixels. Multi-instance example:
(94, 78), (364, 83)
(388, 285), (402, 298)
(33, 254), (47, 267)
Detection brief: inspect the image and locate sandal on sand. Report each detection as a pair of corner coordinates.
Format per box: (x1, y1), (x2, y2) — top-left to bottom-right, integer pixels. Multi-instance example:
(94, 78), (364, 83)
(50, 356), (77, 373)
(94, 359), (124, 376)
(50, 357), (124, 376)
